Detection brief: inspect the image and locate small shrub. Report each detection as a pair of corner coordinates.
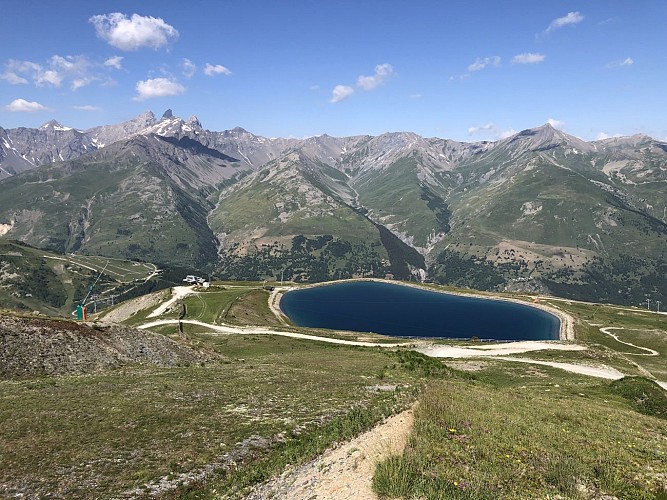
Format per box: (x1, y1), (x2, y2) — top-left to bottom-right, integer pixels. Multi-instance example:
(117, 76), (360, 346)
(610, 376), (667, 419)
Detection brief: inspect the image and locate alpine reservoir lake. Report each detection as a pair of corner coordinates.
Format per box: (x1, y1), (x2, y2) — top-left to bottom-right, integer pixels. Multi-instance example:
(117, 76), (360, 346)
(280, 281), (560, 341)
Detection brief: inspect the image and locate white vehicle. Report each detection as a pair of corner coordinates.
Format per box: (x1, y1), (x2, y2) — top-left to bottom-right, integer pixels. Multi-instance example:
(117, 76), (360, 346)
(183, 275), (207, 285)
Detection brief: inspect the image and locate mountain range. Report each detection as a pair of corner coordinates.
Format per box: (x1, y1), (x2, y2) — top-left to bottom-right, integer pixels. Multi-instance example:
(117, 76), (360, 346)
(1, 110), (666, 305)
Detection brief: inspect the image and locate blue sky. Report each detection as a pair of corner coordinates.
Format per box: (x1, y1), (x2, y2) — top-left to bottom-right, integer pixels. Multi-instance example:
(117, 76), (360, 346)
(1, 1), (665, 141)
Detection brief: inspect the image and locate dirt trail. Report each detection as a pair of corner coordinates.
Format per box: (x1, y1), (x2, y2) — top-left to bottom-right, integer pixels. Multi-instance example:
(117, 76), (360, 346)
(138, 319), (411, 347)
(98, 290), (165, 323)
(493, 356), (626, 380)
(146, 286), (194, 318)
(599, 327), (659, 356)
(245, 406), (415, 500)
(417, 341), (586, 358)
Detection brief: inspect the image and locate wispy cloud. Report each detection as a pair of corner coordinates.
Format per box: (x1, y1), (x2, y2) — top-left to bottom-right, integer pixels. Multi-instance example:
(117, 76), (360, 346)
(468, 122), (516, 140)
(451, 56), (500, 81)
(544, 11), (584, 34)
(512, 53), (545, 65)
(181, 58), (196, 79)
(203, 63), (232, 76)
(133, 77), (185, 101)
(89, 13), (179, 51)
(356, 63), (395, 90)
(547, 118), (565, 129)
(331, 63), (395, 104)
(330, 85), (355, 103)
(1, 60), (41, 85)
(605, 57), (633, 69)
(4, 98), (51, 112)
(596, 131), (622, 140)
(468, 56), (501, 72)
(104, 56), (123, 70)
(74, 105), (103, 112)
(468, 123), (495, 135)
(0, 55), (99, 90)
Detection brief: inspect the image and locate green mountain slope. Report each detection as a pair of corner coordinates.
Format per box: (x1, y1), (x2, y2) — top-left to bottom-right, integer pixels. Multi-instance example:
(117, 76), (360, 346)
(1, 121), (666, 305)
(209, 152), (424, 280)
(0, 136), (237, 269)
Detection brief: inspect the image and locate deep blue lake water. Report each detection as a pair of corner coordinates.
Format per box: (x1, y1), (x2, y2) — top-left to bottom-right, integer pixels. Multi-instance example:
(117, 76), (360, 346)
(280, 281), (560, 341)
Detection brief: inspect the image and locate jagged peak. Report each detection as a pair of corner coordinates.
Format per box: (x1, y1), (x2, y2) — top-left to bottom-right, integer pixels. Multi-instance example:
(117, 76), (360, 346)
(222, 126), (255, 138)
(506, 123), (593, 153)
(186, 115), (202, 128)
(137, 110), (155, 121)
(161, 109), (174, 119)
(40, 119), (71, 131)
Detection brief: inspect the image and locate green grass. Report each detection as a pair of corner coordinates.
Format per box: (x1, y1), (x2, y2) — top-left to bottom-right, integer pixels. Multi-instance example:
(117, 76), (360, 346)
(4, 279), (667, 498)
(610, 377), (667, 419)
(373, 376), (667, 499)
(0, 333), (421, 498)
(66, 255), (157, 283)
(180, 287), (254, 324)
(549, 300), (667, 380)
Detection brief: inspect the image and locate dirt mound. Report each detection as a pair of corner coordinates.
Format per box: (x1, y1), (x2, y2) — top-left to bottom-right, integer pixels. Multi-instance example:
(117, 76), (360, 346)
(0, 314), (217, 378)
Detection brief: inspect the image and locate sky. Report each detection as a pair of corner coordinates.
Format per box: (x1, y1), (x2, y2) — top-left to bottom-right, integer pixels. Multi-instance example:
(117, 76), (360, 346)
(0, 1), (665, 142)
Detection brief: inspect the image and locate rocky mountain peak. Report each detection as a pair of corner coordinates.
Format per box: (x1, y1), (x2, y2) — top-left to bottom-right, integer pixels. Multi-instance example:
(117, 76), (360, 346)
(136, 110), (156, 124)
(161, 109), (174, 119)
(39, 120), (72, 131)
(508, 123), (592, 153)
(186, 115), (202, 129)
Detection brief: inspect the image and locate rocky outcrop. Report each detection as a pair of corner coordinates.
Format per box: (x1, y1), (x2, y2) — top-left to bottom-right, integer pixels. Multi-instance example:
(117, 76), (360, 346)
(0, 314), (218, 378)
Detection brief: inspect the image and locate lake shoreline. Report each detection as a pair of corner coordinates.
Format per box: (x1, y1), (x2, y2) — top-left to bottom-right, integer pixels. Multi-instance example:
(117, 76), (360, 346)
(271, 278), (574, 342)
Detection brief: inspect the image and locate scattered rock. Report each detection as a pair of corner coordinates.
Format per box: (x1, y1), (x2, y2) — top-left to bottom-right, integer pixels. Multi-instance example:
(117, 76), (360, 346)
(0, 314), (220, 378)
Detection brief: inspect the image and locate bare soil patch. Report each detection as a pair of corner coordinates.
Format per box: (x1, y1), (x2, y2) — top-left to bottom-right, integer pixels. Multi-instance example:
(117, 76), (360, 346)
(245, 406), (415, 500)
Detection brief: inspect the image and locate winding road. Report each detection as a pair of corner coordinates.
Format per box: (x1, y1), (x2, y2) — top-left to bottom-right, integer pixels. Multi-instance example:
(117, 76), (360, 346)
(137, 288), (667, 390)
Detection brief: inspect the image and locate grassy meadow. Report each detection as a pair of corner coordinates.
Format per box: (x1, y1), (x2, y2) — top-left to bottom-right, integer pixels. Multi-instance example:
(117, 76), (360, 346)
(1, 280), (666, 498)
(0, 334), (423, 498)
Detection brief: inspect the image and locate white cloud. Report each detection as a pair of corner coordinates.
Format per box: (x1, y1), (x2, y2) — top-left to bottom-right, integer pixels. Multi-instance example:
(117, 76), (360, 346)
(409, 93), (422, 99)
(467, 56), (501, 72)
(468, 122), (516, 140)
(547, 118), (565, 129)
(1, 60), (40, 85)
(499, 127), (518, 139)
(35, 69), (63, 87)
(203, 63), (232, 76)
(104, 56), (124, 69)
(89, 13), (179, 51)
(133, 77), (185, 101)
(356, 63), (395, 90)
(74, 105), (103, 112)
(4, 98), (51, 112)
(1, 55), (98, 90)
(51, 55), (96, 90)
(545, 11), (584, 34)
(309, 84), (320, 91)
(0, 72), (28, 84)
(330, 63), (395, 104)
(596, 132), (626, 140)
(182, 58), (196, 79)
(468, 123), (495, 135)
(605, 57), (633, 69)
(512, 53), (546, 64)
(330, 85), (355, 103)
